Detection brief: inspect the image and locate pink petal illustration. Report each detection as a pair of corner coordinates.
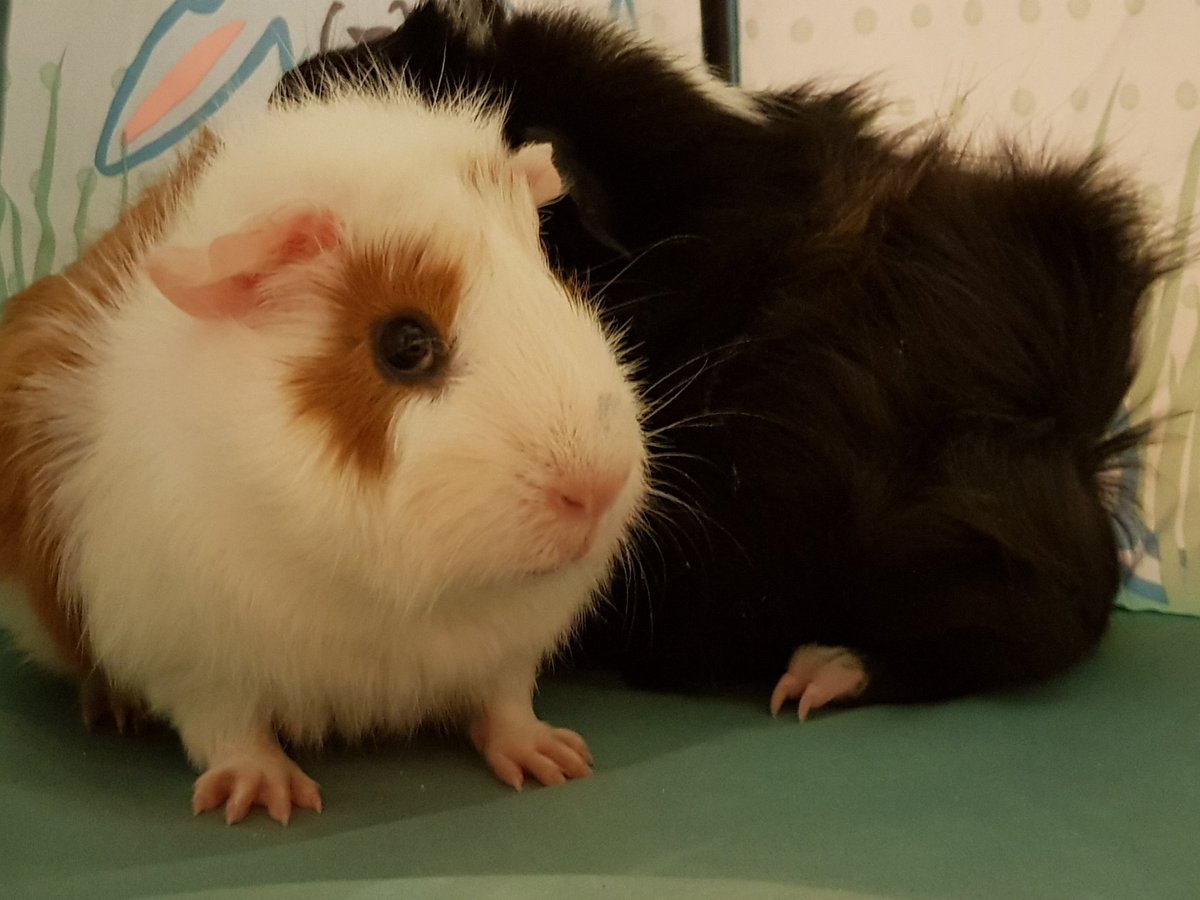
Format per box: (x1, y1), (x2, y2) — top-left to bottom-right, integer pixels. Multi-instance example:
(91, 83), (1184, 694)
(124, 19), (246, 144)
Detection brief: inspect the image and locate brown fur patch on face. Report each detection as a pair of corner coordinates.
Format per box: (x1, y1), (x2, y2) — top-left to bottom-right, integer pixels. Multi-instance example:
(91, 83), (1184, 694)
(0, 130), (219, 674)
(288, 240), (463, 479)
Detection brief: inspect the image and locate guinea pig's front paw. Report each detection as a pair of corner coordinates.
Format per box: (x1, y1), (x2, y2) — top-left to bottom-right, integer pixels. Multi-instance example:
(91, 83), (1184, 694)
(769, 644), (869, 720)
(192, 745), (322, 826)
(469, 716), (594, 790)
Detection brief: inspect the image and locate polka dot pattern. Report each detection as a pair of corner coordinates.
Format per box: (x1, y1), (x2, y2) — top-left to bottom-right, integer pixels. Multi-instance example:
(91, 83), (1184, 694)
(853, 7), (878, 35)
(790, 18), (814, 44)
(1067, 0), (1091, 20)
(738, 0), (1199, 146)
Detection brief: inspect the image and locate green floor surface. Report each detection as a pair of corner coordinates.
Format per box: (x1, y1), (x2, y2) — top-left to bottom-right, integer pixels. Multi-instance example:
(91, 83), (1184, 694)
(1, 611), (1197, 899)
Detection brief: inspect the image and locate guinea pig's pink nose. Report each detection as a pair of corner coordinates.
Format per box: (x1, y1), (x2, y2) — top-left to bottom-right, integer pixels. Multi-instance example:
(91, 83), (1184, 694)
(545, 473), (624, 525)
(537, 467), (634, 566)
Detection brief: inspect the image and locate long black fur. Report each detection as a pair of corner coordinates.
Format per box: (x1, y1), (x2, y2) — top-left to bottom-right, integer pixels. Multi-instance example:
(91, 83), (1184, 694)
(276, 2), (1169, 703)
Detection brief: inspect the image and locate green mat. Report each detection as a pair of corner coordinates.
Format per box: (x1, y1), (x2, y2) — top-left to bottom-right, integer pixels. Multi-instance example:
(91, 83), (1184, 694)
(1, 610), (1197, 899)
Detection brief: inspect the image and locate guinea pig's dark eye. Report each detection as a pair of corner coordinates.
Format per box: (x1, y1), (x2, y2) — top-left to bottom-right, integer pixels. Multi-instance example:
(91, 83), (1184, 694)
(372, 314), (446, 382)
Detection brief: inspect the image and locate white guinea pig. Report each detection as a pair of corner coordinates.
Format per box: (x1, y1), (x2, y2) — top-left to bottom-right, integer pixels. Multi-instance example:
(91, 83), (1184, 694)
(0, 83), (647, 825)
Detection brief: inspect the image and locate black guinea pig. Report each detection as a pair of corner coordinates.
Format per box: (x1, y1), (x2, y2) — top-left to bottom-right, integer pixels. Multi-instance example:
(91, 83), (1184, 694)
(276, 0), (1169, 715)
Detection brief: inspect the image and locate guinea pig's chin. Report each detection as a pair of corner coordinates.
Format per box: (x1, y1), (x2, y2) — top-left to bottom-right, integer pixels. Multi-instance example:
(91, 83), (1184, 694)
(512, 540), (618, 583)
(510, 562), (610, 598)
(511, 555), (586, 582)
(520, 557), (595, 580)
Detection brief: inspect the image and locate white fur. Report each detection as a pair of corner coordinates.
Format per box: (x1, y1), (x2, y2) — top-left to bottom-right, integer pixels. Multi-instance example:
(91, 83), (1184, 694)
(35, 89), (647, 767)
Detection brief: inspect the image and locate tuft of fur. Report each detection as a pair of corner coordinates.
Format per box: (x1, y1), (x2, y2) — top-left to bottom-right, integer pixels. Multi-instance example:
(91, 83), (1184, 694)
(280, 1), (1172, 705)
(0, 77), (647, 819)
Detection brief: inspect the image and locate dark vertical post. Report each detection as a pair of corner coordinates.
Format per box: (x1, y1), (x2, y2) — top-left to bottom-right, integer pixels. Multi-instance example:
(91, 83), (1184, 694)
(699, 0), (740, 85)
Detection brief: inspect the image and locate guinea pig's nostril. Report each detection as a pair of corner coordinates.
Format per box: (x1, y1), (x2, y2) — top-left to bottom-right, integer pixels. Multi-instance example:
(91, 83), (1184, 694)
(544, 473), (624, 523)
(553, 491), (588, 514)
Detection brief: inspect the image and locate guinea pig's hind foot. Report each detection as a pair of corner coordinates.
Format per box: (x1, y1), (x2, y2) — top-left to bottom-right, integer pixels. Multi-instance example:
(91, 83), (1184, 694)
(192, 741), (322, 826)
(769, 644), (869, 720)
(80, 669), (152, 734)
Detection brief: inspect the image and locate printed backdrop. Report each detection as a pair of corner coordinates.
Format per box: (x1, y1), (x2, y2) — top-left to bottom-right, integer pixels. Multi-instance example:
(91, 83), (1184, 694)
(0, 0), (1196, 614)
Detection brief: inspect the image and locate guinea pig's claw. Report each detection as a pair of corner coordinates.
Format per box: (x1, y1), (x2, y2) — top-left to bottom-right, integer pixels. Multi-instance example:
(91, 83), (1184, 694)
(769, 644), (869, 720)
(193, 751), (322, 826)
(472, 718), (594, 789)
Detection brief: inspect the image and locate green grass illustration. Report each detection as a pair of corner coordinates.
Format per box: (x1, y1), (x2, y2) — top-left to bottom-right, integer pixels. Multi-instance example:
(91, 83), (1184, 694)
(3, 184), (23, 293)
(1122, 113), (1200, 608)
(1, 53), (100, 298)
(0, 191), (7, 292)
(1091, 73), (1123, 154)
(31, 56), (62, 280)
(72, 166), (96, 259)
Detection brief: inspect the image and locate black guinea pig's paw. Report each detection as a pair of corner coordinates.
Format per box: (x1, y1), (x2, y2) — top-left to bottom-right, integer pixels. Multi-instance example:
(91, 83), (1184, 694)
(768, 644), (868, 720)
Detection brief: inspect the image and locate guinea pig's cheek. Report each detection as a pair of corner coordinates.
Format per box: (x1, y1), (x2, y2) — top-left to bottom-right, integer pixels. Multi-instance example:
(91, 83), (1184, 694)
(384, 451), (510, 582)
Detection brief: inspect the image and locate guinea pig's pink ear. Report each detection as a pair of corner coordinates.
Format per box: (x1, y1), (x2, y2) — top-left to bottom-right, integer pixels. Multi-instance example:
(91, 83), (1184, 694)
(512, 142), (564, 207)
(145, 206), (341, 320)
